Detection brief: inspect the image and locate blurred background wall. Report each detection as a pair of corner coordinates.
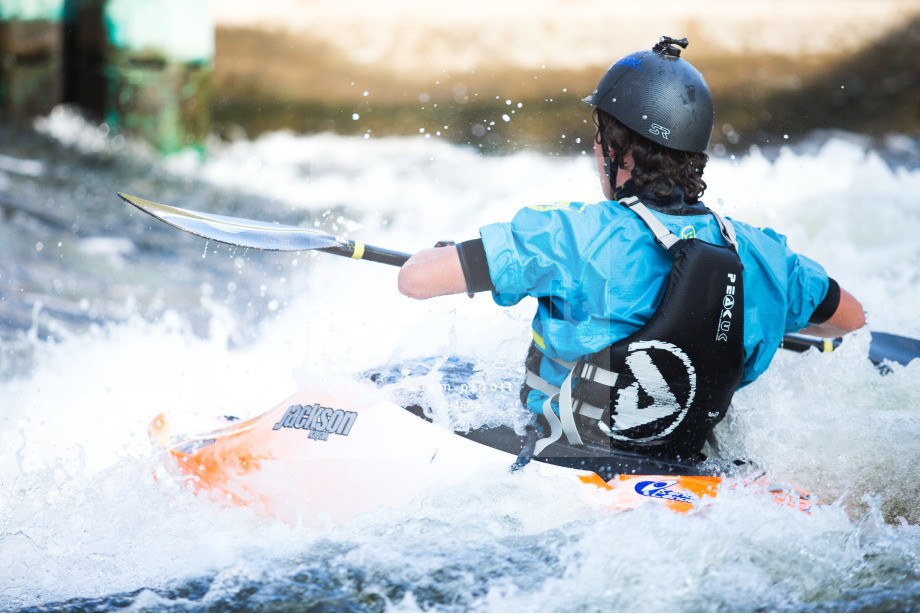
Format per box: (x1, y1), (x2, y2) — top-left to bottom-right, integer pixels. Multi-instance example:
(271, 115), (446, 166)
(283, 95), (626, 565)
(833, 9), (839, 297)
(209, 0), (920, 154)
(3, 0), (919, 155)
(1, 0), (211, 155)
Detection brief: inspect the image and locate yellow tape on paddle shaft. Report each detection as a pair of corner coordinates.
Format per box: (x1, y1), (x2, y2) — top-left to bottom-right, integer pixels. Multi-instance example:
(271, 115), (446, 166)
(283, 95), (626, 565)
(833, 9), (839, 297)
(823, 338), (835, 353)
(351, 241), (365, 260)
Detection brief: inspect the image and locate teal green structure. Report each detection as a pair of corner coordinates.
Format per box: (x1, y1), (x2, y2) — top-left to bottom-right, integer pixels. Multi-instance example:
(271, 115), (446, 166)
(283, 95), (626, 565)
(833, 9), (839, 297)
(2, 0), (212, 156)
(102, 0), (213, 155)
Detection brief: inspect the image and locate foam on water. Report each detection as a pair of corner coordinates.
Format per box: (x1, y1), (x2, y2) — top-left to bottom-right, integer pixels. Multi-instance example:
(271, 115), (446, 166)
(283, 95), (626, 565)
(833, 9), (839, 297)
(2, 119), (920, 611)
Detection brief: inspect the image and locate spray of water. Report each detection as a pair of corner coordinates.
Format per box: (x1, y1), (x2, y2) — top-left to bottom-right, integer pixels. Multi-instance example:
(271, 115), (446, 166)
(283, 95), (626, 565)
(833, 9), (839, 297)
(2, 113), (919, 610)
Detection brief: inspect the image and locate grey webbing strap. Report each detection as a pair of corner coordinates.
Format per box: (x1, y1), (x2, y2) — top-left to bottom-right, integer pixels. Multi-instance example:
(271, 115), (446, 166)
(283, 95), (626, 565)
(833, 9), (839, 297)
(535, 399), (564, 455)
(527, 369), (607, 419)
(525, 370), (561, 398)
(709, 209), (739, 251)
(581, 362), (620, 388)
(621, 197), (679, 250)
(529, 358), (615, 455)
(535, 369), (583, 455)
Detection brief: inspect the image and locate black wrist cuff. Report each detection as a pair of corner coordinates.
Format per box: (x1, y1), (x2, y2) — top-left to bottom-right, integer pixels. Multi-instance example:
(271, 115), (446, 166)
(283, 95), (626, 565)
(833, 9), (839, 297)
(456, 238), (496, 294)
(809, 277), (841, 325)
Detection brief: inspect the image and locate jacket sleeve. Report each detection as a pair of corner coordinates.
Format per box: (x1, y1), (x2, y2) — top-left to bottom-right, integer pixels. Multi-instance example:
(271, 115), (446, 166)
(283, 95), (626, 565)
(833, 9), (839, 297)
(479, 203), (589, 307)
(758, 226), (830, 333)
(733, 223), (830, 387)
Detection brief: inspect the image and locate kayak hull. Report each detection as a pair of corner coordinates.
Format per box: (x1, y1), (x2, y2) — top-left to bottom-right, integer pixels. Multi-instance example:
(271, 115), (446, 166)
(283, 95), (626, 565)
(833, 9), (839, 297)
(149, 385), (814, 525)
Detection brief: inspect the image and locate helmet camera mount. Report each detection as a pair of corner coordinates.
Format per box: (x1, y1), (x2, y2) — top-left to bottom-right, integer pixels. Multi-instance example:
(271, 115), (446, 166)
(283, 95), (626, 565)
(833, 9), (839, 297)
(653, 36), (689, 58)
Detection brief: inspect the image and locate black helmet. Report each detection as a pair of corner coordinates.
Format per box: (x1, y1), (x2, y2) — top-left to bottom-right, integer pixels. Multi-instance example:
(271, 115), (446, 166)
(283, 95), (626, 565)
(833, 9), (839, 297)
(584, 37), (714, 153)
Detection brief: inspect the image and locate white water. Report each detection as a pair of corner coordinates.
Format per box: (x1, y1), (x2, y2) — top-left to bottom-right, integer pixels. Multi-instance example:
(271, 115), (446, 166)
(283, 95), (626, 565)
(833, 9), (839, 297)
(2, 117), (920, 611)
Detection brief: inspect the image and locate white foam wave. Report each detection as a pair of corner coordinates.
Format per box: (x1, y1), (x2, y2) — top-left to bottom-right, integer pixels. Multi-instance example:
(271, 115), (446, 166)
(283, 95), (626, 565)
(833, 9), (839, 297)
(3, 129), (920, 610)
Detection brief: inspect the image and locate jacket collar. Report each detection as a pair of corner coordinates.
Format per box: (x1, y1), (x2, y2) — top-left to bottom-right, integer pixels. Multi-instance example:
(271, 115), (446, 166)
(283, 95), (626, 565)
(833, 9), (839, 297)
(612, 180), (707, 216)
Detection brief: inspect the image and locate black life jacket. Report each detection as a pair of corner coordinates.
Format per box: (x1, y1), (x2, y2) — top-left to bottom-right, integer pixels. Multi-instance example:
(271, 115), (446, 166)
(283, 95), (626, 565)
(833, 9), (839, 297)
(524, 196), (745, 460)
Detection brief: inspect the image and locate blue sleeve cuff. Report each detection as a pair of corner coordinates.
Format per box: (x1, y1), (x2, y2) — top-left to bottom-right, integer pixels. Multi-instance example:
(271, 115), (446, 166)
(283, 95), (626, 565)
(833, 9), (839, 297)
(785, 253), (829, 332)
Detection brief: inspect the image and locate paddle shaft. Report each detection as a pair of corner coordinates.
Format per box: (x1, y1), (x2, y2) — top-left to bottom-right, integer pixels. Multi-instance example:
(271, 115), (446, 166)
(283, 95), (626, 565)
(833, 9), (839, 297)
(120, 193), (918, 368)
(318, 242), (410, 267)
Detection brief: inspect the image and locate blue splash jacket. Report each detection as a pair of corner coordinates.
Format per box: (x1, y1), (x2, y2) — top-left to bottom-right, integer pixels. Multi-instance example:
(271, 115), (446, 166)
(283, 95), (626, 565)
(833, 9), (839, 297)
(479, 188), (828, 414)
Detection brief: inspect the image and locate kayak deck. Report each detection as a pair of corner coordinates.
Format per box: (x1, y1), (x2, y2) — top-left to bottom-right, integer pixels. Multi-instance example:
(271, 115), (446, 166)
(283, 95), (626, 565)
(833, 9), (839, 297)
(149, 383), (816, 526)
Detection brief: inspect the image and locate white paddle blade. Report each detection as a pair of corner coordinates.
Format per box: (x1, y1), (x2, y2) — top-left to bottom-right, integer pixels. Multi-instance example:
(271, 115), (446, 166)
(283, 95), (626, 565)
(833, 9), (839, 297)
(120, 192), (348, 252)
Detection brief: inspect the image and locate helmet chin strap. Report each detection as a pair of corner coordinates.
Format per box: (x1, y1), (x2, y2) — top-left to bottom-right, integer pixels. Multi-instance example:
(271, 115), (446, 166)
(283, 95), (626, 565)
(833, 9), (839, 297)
(601, 141), (622, 198)
(606, 149), (621, 197)
(596, 112), (622, 198)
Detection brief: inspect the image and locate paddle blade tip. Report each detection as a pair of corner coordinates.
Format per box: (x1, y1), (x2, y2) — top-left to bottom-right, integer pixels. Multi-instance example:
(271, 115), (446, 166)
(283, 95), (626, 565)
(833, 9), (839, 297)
(118, 193), (167, 215)
(117, 192), (143, 208)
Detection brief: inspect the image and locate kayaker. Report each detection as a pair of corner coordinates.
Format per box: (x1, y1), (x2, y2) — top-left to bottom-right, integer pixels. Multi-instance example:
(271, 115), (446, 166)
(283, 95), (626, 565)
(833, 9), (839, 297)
(397, 36), (865, 462)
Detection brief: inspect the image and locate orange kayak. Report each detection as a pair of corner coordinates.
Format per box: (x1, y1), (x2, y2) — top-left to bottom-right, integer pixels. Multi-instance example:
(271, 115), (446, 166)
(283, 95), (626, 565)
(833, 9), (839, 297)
(149, 385), (816, 526)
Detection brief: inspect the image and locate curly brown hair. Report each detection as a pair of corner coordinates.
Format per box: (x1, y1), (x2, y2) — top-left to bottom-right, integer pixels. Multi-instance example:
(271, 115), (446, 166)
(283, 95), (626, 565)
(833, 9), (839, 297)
(595, 109), (709, 203)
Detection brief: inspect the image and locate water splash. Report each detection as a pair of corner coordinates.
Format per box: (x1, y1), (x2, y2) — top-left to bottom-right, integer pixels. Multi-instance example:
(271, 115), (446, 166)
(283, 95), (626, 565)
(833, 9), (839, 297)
(2, 116), (920, 611)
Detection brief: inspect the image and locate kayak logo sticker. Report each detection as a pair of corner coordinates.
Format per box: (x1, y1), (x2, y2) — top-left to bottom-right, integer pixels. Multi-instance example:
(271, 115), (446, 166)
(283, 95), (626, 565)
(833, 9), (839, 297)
(272, 403), (357, 441)
(635, 480), (697, 504)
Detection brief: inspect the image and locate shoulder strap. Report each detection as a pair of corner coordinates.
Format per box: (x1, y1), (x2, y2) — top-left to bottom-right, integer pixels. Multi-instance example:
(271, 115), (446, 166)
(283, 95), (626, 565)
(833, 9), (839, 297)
(619, 195), (739, 253)
(708, 209), (739, 253)
(618, 196), (679, 250)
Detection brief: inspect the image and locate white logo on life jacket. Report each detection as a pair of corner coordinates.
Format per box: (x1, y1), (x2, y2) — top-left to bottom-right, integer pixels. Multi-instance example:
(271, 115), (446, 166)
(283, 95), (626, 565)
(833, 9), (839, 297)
(608, 340), (696, 442)
(716, 273), (737, 342)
